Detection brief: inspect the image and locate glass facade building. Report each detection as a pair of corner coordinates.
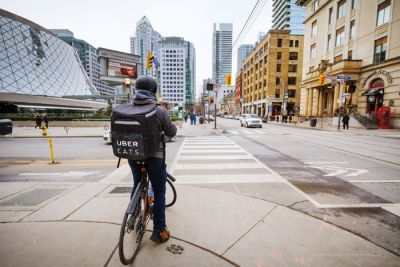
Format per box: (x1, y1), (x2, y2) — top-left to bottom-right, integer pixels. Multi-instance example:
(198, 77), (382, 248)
(0, 9), (98, 97)
(272, 0), (305, 35)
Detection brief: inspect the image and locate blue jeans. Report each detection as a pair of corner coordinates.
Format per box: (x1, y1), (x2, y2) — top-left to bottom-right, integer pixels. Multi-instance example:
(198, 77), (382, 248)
(128, 158), (166, 232)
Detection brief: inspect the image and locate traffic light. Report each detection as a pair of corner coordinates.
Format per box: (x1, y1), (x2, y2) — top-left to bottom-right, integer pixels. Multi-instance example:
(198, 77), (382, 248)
(146, 51), (153, 71)
(206, 83), (214, 91)
(319, 74), (326, 85)
(348, 85), (356, 93)
(226, 74), (232, 86)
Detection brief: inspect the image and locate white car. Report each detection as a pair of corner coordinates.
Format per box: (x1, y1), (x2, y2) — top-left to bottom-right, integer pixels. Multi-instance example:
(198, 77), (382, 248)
(240, 114), (262, 128)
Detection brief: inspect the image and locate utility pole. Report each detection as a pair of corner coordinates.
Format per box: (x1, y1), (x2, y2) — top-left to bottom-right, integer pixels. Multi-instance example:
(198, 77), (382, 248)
(214, 90), (217, 129)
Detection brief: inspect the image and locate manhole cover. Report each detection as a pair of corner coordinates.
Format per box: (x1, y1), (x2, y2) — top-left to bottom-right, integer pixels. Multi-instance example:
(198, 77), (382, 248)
(109, 187), (132, 194)
(166, 244), (184, 255)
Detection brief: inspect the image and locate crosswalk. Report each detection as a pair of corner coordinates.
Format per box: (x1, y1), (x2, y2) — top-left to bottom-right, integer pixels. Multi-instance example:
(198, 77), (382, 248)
(169, 135), (285, 184)
(227, 129), (265, 135)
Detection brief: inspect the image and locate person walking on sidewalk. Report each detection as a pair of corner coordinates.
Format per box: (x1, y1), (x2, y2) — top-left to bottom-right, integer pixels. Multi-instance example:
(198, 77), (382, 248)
(44, 113), (49, 128)
(34, 113), (42, 129)
(190, 112), (196, 125)
(127, 76), (177, 243)
(184, 114), (188, 123)
(342, 113), (350, 130)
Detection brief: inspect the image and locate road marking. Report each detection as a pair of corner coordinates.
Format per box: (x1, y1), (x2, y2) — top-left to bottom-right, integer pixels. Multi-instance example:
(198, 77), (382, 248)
(309, 166), (368, 177)
(254, 130), (264, 134)
(349, 180), (400, 183)
(230, 131), (239, 135)
(383, 205), (400, 217)
(304, 161), (349, 164)
(241, 130), (253, 134)
(19, 171), (98, 178)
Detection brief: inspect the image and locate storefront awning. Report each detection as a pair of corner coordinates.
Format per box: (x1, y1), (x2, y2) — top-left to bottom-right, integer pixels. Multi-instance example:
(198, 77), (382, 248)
(362, 87), (384, 96)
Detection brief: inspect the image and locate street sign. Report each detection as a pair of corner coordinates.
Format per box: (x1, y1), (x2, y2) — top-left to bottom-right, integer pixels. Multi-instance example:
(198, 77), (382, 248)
(342, 93), (350, 97)
(337, 75), (352, 80)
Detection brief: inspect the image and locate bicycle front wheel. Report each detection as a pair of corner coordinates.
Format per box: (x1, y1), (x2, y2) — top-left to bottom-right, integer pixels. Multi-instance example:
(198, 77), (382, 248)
(166, 178), (177, 208)
(119, 198), (144, 265)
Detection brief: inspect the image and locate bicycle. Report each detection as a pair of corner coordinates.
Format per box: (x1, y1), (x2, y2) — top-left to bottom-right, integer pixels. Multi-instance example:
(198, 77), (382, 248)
(118, 161), (177, 265)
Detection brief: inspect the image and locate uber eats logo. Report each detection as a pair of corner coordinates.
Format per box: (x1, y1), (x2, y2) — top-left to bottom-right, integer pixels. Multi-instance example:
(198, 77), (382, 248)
(116, 140), (141, 156)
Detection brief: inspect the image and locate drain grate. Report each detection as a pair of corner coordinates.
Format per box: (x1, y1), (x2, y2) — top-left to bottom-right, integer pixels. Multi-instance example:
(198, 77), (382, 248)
(109, 187), (132, 194)
(166, 244), (184, 255)
(0, 188), (66, 206)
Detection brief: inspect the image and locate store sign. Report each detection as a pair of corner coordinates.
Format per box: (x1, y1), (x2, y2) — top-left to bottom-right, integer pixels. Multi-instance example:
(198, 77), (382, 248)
(362, 69), (393, 87)
(98, 48), (139, 62)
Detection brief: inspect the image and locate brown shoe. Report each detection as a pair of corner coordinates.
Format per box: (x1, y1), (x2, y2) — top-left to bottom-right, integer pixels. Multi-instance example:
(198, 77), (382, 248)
(150, 229), (170, 243)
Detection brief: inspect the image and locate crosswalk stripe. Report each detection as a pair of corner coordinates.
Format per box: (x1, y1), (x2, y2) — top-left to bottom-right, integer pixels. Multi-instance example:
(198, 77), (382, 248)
(230, 131), (239, 135)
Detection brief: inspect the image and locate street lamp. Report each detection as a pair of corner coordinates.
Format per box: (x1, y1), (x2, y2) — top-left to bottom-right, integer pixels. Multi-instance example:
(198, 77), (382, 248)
(123, 78), (132, 103)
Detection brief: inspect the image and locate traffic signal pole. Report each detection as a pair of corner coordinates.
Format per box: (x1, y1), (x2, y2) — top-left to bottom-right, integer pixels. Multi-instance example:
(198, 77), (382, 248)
(214, 91), (217, 129)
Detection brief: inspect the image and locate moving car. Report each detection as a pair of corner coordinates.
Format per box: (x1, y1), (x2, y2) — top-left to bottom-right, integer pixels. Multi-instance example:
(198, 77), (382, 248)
(240, 114), (262, 128)
(103, 129), (112, 144)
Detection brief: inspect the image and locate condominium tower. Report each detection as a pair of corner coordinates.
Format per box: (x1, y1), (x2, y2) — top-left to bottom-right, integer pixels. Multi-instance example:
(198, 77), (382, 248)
(159, 37), (196, 106)
(272, 0), (305, 34)
(212, 23), (233, 84)
(237, 44), (254, 73)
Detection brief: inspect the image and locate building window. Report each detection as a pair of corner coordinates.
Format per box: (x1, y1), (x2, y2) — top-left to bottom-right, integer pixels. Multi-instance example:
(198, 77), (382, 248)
(277, 52), (282, 60)
(289, 52), (298, 60)
(327, 34), (332, 51)
(348, 50), (353, 60)
(312, 0), (319, 12)
(288, 77), (297, 85)
(275, 89), (280, 98)
(335, 27), (345, 47)
(276, 77), (280, 85)
(349, 20), (355, 40)
(351, 0), (356, 9)
(295, 40), (299, 47)
(289, 65), (297, 72)
(337, 0), (347, 19)
(310, 43), (316, 59)
(277, 39), (282, 47)
(288, 90), (296, 97)
(374, 36), (388, 63)
(334, 54), (343, 63)
(276, 64), (281, 72)
(311, 20), (317, 37)
(377, 0), (391, 26)
(290, 40), (294, 47)
(328, 7), (333, 24)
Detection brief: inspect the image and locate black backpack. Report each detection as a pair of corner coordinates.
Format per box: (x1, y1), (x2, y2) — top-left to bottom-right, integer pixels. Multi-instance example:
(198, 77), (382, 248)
(111, 103), (161, 160)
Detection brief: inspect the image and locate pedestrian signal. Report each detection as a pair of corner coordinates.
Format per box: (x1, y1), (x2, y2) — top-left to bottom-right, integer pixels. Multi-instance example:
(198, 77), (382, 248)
(146, 51), (154, 71)
(319, 74), (326, 85)
(226, 74), (232, 86)
(210, 96), (215, 104)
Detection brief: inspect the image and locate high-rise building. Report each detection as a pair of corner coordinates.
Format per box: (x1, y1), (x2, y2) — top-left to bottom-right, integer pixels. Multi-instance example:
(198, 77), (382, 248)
(242, 30), (304, 117)
(296, 0), (400, 128)
(237, 44), (254, 73)
(212, 23), (233, 84)
(51, 29), (114, 95)
(159, 37), (196, 106)
(131, 16), (161, 77)
(272, 0), (305, 35)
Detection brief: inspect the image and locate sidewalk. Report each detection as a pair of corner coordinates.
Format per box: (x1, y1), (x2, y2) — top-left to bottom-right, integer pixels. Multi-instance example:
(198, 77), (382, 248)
(4, 120), (223, 138)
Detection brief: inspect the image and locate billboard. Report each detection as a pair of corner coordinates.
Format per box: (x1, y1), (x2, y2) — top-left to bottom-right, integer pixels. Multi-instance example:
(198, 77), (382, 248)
(107, 59), (137, 79)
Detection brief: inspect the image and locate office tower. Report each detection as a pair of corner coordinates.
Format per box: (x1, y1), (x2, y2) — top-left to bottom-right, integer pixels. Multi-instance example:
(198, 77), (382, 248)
(212, 23), (233, 84)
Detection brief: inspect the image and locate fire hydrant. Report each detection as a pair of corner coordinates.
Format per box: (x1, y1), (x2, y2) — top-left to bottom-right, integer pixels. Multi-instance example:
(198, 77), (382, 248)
(41, 122), (47, 136)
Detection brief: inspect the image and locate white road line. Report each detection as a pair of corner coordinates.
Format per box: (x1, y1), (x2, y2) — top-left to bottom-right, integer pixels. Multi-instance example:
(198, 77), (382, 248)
(171, 163), (264, 169)
(304, 161), (349, 164)
(317, 203), (399, 208)
(254, 130), (264, 134)
(174, 174), (284, 184)
(383, 205), (400, 217)
(349, 180), (400, 183)
(241, 130), (253, 134)
(177, 155), (254, 160)
(230, 131), (239, 135)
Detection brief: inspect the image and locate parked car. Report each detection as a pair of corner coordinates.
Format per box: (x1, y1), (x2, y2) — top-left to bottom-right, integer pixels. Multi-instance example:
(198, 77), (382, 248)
(234, 115), (240, 120)
(228, 114), (234, 119)
(0, 119), (13, 135)
(240, 114), (262, 128)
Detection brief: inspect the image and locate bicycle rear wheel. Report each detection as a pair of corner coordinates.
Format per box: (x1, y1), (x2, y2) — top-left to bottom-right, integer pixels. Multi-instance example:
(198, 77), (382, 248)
(119, 198), (145, 265)
(166, 178), (177, 207)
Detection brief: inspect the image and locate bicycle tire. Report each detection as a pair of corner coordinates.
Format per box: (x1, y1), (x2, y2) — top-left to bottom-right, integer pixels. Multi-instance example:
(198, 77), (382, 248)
(119, 198), (144, 265)
(166, 178), (177, 207)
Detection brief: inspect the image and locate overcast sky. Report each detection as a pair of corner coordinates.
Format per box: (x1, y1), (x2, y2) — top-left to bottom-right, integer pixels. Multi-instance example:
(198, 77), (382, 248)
(0, 0), (273, 95)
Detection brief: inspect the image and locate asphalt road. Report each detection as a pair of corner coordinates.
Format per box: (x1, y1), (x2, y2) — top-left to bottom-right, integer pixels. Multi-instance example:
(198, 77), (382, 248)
(210, 118), (400, 256)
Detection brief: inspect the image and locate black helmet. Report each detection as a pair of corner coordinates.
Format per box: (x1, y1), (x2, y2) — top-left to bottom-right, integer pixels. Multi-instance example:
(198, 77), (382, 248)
(135, 76), (157, 93)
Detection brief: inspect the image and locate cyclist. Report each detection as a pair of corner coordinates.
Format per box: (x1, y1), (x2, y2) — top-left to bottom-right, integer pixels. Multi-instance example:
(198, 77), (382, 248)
(128, 76), (177, 243)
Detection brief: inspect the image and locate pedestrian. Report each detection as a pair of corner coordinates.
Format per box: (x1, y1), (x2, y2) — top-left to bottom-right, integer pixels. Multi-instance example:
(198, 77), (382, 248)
(190, 112), (196, 125)
(342, 113), (350, 130)
(184, 114), (188, 123)
(35, 113), (42, 129)
(44, 113), (49, 128)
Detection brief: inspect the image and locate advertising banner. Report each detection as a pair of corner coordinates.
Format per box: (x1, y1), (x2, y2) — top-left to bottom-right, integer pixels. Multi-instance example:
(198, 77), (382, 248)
(108, 59), (137, 78)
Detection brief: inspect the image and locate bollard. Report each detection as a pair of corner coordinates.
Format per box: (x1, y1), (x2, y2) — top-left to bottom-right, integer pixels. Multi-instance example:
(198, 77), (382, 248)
(48, 137), (56, 164)
(104, 125), (110, 131)
(41, 122), (47, 136)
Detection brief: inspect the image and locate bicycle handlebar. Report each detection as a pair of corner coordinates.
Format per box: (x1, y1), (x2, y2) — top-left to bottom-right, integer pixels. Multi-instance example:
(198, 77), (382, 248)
(167, 172), (176, 182)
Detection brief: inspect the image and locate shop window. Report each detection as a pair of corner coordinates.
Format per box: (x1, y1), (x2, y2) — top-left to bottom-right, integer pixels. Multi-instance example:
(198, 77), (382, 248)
(312, 0), (319, 12)
(288, 90), (296, 97)
(374, 36), (388, 63)
(276, 77), (280, 85)
(295, 40), (299, 47)
(377, 0), (390, 26)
